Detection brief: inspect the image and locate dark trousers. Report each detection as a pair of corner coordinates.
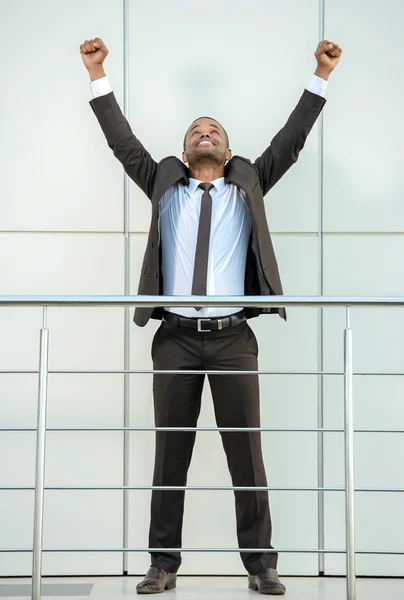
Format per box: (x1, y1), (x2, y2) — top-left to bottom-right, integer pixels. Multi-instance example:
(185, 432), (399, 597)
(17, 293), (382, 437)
(148, 317), (277, 575)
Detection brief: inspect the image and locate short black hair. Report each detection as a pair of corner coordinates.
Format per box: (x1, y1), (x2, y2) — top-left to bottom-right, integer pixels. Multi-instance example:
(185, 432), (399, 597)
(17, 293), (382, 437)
(183, 116), (230, 151)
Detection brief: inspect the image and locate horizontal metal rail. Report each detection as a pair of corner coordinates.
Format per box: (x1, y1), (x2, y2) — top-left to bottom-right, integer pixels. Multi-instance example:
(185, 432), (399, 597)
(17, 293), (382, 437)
(1, 294), (404, 307)
(0, 427), (345, 433)
(1, 369), (404, 375)
(1, 427), (403, 433)
(0, 547), (403, 555)
(0, 485), (403, 492)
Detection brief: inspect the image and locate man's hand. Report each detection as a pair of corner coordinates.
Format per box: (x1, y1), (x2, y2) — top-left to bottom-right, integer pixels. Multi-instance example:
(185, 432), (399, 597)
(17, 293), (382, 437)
(80, 37), (109, 81)
(314, 40), (342, 80)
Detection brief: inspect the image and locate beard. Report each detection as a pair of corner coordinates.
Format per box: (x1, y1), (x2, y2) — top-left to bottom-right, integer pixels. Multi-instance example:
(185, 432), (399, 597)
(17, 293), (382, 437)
(190, 147), (224, 166)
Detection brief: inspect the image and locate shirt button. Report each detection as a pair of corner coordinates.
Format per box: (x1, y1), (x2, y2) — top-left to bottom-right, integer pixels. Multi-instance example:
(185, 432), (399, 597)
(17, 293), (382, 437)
(151, 242), (155, 248)
(154, 272), (158, 277)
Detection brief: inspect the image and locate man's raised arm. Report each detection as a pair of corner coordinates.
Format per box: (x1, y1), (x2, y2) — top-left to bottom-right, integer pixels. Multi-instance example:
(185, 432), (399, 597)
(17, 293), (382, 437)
(254, 40), (342, 197)
(80, 37), (157, 200)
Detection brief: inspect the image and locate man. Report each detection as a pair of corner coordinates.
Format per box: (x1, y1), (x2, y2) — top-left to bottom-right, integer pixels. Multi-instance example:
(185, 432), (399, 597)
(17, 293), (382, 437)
(80, 36), (341, 595)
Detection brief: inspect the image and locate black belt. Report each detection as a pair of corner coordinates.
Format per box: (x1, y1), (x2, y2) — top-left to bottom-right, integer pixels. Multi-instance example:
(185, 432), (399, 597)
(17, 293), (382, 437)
(162, 310), (246, 332)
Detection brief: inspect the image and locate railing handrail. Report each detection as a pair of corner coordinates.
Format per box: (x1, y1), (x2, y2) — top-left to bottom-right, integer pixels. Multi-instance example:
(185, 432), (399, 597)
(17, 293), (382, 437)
(0, 294), (403, 307)
(2, 297), (401, 600)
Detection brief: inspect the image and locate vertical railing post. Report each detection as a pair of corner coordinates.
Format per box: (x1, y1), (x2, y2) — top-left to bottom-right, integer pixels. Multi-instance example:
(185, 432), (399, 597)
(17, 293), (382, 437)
(123, 0), (131, 574)
(344, 306), (356, 600)
(316, 0), (326, 574)
(32, 307), (49, 600)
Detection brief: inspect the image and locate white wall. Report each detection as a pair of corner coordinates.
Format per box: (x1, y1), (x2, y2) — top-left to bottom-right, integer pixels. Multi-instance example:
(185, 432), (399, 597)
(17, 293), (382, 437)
(322, 0), (404, 576)
(1, 0), (403, 578)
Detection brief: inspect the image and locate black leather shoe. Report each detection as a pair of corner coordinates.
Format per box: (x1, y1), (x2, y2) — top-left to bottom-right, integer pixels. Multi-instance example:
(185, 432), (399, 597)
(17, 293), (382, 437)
(248, 568), (286, 595)
(136, 567), (177, 594)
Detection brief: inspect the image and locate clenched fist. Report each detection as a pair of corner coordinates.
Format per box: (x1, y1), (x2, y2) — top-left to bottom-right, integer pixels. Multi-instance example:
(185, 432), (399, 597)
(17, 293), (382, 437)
(80, 38), (109, 80)
(314, 40), (342, 80)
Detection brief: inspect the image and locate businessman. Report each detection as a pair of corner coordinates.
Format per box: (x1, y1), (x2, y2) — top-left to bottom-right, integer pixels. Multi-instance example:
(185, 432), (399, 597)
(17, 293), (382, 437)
(80, 36), (341, 595)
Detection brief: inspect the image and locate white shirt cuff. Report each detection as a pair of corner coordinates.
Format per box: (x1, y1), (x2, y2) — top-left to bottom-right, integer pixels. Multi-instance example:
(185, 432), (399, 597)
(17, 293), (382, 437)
(90, 76), (112, 98)
(306, 74), (328, 98)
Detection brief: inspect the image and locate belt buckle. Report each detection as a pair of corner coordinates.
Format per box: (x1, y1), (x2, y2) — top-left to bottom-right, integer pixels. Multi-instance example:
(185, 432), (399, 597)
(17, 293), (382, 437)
(197, 318), (211, 332)
(197, 318), (222, 332)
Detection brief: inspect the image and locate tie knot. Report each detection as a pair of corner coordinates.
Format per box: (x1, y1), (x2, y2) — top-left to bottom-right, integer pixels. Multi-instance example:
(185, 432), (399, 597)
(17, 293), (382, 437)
(198, 182), (214, 193)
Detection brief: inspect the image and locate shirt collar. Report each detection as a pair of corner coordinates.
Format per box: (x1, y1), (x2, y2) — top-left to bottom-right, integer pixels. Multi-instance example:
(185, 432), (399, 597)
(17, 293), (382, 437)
(188, 177), (226, 195)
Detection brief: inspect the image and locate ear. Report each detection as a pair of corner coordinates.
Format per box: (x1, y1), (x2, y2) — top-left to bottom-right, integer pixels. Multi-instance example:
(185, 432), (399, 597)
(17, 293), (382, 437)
(225, 148), (233, 161)
(182, 151), (188, 164)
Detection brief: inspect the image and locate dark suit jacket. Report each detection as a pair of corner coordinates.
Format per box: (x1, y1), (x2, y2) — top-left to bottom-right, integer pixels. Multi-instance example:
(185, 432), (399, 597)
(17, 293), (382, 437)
(90, 89), (326, 327)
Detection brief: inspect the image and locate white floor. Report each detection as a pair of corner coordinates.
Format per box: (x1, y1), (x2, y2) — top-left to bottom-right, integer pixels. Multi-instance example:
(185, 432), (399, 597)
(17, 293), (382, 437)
(1, 576), (403, 600)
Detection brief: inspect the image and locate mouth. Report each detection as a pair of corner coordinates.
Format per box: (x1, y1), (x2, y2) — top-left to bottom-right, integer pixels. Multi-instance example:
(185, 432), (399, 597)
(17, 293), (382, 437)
(195, 138), (215, 148)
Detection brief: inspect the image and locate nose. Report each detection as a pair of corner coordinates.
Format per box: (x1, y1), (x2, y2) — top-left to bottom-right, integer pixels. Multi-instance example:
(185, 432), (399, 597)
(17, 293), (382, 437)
(196, 132), (213, 145)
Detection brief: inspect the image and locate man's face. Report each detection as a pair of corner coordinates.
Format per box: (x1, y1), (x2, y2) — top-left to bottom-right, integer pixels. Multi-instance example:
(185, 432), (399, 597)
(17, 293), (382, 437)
(182, 118), (232, 167)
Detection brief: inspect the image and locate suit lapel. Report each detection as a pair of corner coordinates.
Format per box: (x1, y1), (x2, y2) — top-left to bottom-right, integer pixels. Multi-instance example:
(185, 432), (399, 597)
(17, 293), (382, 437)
(225, 156), (262, 227)
(225, 157), (257, 192)
(152, 157), (189, 204)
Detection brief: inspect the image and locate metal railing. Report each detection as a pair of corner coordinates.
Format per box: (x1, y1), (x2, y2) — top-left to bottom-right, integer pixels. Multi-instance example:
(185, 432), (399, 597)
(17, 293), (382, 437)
(1, 295), (404, 600)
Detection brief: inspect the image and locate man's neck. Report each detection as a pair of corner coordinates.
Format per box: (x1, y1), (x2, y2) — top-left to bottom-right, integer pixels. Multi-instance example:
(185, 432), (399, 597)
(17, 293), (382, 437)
(188, 164), (225, 182)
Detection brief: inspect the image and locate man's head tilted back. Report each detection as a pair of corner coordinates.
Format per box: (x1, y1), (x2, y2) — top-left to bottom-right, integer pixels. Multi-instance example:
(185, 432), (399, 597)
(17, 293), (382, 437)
(182, 117), (232, 168)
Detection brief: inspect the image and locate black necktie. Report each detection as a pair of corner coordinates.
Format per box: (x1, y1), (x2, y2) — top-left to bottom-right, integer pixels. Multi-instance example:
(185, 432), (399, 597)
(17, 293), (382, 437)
(192, 182), (214, 310)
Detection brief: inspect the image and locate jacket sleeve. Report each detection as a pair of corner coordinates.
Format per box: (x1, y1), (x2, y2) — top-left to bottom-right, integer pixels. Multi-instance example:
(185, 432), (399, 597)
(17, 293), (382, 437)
(89, 92), (157, 200)
(254, 89), (326, 197)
